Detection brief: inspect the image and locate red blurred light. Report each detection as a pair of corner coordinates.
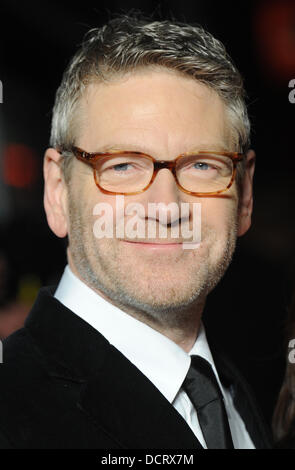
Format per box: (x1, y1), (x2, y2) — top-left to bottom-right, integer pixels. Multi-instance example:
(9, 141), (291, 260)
(2, 143), (39, 188)
(254, 0), (295, 81)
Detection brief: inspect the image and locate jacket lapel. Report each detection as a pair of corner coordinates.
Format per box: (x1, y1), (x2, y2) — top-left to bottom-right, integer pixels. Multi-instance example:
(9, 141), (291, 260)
(78, 344), (202, 449)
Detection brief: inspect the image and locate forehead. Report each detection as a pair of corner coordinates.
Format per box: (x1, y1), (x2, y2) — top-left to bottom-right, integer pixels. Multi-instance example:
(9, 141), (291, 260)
(77, 69), (230, 154)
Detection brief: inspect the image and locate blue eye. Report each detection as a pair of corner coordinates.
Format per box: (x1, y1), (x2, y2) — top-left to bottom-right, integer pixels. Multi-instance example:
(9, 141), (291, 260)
(113, 163), (131, 171)
(193, 162), (210, 170)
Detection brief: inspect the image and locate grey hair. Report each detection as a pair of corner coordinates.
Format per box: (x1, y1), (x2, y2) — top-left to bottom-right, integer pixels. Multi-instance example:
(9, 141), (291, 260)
(50, 14), (250, 181)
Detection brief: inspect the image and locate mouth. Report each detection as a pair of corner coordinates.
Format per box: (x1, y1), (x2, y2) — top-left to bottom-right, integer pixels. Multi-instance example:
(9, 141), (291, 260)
(120, 239), (187, 250)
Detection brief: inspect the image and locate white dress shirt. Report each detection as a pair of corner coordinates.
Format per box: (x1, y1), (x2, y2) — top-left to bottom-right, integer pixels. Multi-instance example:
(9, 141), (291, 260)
(54, 265), (255, 449)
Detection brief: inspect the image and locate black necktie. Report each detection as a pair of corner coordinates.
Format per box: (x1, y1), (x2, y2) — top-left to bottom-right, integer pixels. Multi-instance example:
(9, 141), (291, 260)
(182, 355), (234, 449)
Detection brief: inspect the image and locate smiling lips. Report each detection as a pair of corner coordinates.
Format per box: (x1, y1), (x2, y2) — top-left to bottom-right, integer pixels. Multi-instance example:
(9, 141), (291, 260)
(123, 240), (182, 244)
(120, 239), (186, 250)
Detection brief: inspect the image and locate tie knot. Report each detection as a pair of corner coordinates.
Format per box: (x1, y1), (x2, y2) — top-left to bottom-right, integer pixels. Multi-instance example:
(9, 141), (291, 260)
(182, 355), (223, 409)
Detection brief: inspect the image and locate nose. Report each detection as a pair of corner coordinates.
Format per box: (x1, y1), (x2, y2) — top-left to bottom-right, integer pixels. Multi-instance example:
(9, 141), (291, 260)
(142, 168), (182, 225)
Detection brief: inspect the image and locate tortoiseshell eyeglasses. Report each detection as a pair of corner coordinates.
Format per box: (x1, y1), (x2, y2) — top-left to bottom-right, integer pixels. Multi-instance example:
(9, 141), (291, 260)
(64, 146), (244, 196)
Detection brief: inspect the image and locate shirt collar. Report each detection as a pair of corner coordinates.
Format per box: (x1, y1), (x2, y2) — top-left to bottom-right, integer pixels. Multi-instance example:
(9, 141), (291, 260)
(54, 265), (221, 403)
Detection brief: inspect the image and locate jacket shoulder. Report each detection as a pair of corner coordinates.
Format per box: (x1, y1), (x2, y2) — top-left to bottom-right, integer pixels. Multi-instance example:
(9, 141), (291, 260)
(0, 310), (120, 449)
(0, 327), (49, 446)
(0, 326), (48, 385)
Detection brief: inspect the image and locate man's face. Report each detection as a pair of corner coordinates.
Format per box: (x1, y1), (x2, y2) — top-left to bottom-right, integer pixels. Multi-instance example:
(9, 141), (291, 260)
(48, 70), (252, 326)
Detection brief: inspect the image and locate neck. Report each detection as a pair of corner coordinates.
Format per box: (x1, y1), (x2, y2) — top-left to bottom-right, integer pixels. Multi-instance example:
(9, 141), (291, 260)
(139, 315), (203, 353)
(119, 301), (204, 353)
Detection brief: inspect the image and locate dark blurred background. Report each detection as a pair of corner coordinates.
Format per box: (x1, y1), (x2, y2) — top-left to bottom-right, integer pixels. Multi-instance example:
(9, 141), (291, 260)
(0, 0), (294, 426)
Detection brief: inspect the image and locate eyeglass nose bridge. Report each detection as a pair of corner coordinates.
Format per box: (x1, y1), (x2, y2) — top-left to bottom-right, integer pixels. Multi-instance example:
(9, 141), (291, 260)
(154, 160), (175, 169)
(146, 158), (198, 196)
(152, 160), (177, 179)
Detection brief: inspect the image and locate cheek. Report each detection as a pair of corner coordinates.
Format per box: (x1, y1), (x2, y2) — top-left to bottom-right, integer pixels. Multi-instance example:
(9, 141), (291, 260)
(201, 197), (238, 233)
(90, 193), (119, 240)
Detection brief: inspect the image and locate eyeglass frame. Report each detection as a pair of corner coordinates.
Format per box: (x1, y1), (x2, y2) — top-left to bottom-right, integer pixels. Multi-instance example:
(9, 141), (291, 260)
(61, 146), (244, 197)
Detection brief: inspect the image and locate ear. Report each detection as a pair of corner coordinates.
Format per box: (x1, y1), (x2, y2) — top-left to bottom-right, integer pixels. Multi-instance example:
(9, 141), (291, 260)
(43, 148), (68, 238)
(237, 149), (256, 237)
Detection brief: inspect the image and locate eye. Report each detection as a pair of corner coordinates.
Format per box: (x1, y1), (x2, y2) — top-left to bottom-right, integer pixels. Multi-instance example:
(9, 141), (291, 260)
(112, 163), (132, 172)
(193, 162), (210, 170)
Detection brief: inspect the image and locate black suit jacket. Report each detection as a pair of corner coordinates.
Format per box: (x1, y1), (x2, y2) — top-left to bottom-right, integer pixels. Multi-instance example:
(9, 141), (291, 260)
(0, 286), (272, 449)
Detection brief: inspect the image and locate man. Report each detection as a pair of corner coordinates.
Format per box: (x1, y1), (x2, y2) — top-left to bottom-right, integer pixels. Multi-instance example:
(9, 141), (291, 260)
(0, 15), (271, 449)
